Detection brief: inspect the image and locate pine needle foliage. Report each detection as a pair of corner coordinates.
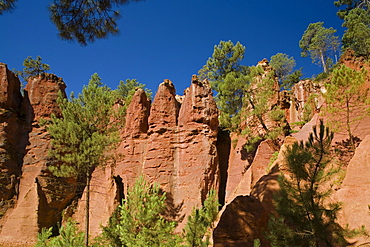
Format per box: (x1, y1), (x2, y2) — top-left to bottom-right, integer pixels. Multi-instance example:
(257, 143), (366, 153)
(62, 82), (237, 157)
(342, 8), (370, 58)
(13, 56), (50, 87)
(242, 65), (287, 151)
(300, 22), (340, 73)
(35, 219), (85, 247)
(323, 64), (370, 150)
(183, 190), (219, 247)
(49, 0), (144, 45)
(114, 78), (152, 124)
(266, 120), (356, 247)
(0, 0), (16, 14)
(102, 176), (180, 247)
(198, 40), (249, 130)
(48, 73), (119, 178)
(269, 53), (296, 86)
(47, 73), (119, 246)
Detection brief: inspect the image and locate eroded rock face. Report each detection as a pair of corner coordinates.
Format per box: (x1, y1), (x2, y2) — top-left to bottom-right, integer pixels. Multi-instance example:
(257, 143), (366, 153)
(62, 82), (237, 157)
(0, 64), (26, 202)
(0, 72), (74, 245)
(213, 195), (269, 247)
(335, 135), (370, 245)
(72, 77), (220, 235)
(25, 73), (66, 121)
(123, 88), (151, 138)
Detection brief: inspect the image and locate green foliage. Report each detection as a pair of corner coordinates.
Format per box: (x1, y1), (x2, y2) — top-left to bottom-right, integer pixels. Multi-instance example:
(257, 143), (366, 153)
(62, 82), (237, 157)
(0, 0), (16, 14)
(323, 65), (369, 149)
(114, 78), (152, 124)
(242, 65), (287, 150)
(266, 120), (357, 246)
(0, 0), (143, 45)
(49, 0), (144, 45)
(302, 93), (318, 123)
(253, 239), (261, 247)
(13, 56), (50, 86)
(48, 73), (119, 178)
(342, 8), (370, 57)
(183, 190), (219, 247)
(102, 176), (180, 247)
(299, 22), (340, 72)
(35, 219), (85, 247)
(270, 53), (296, 86)
(335, 0), (370, 18)
(198, 40), (248, 130)
(47, 73), (119, 246)
(282, 68), (303, 89)
(266, 151), (279, 173)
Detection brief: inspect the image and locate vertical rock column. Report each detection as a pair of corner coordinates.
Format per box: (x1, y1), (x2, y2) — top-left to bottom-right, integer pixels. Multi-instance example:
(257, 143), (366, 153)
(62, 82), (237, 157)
(0, 63), (23, 202)
(175, 76), (219, 227)
(144, 79), (179, 194)
(0, 73), (73, 245)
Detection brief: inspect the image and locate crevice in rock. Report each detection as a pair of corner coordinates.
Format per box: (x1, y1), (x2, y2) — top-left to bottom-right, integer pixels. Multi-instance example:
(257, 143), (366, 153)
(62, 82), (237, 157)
(113, 175), (124, 204)
(217, 129), (231, 207)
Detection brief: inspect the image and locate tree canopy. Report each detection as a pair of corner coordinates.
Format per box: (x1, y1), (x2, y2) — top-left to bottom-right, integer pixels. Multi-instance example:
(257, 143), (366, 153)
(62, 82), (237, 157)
(299, 22), (340, 73)
(47, 73), (119, 246)
(269, 53), (298, 88)
(0, 0), (144, 45)
(342, 8), (370, 57)
(266, 121), (358, 246)
(198, 40), (248, 130)
(13, 56), (50, 86)
(335, 0), (370, 18)
(102, 176), (180, 247)
(323, 65), (369, 150)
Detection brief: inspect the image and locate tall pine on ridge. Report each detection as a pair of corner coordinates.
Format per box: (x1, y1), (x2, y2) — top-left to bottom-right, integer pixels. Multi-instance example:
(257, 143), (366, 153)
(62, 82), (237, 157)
(47, 73), (119, 246)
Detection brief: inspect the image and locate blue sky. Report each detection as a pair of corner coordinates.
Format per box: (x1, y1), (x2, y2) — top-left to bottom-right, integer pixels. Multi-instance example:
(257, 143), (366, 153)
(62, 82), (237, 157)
(1, 0), (344, 97)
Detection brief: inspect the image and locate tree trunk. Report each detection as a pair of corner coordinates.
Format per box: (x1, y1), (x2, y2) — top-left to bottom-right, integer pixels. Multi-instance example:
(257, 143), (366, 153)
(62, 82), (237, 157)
(320, 51), (327, 73)
(85, 171), (90, 247)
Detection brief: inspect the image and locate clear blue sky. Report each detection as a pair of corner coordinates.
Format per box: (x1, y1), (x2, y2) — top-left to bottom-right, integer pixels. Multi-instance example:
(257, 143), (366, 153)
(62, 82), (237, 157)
(1, 0), (344, 96)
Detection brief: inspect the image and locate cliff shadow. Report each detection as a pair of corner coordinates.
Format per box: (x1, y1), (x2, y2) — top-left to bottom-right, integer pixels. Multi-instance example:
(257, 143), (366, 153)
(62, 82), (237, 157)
(217, 129), (231, 207)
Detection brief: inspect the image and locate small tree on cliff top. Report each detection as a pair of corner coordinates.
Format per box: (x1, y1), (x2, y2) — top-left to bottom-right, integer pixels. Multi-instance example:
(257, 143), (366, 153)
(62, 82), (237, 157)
(300, 22), (340, 73)
(242, 65), (287, 151)
(13, 56), (50, 87)
(198, 40), (249, 130)
(47, 73), (119, 246)
(266, 120), (360, 246)
(323, 64), (370, 150)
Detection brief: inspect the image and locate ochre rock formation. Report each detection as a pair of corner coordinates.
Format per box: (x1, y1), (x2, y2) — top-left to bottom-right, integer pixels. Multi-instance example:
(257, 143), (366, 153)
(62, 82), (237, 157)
(70, 76), (220, 235)
(0, 70), (73, 246)
(335, 135), (370, 245)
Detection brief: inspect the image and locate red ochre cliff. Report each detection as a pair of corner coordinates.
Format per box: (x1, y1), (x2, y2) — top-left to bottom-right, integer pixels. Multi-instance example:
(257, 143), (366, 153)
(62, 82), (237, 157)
(1, 56), (370, 246)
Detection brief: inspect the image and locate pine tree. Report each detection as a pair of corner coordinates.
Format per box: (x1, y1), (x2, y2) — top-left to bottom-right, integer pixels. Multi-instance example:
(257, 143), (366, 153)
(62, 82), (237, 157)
(13, 56), (50, 87)
(47, 73), (119, 246)
(266, 120), (356, 246)
(35, 219), (85, 247)
(300, 22), (340, 72)
(335, 0), (370, 19)
(198, 40), (249, 130)
(0, 0), (16, 14)
(269, 53), (296, 86)
(342, 8), (370, 57)
(242, 65), (287, 151)
(323, 64), (370, 150)
(114, 78), (152, 123)
(102, 176), (180, 247)
(183, 190), (219, 247)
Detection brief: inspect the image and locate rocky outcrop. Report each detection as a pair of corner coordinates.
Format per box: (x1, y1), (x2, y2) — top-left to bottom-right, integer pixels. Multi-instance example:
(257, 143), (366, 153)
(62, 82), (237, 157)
(335, 135), (370, 245)
(0, 72), (74, 245)
(72, 76), (220, 235)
